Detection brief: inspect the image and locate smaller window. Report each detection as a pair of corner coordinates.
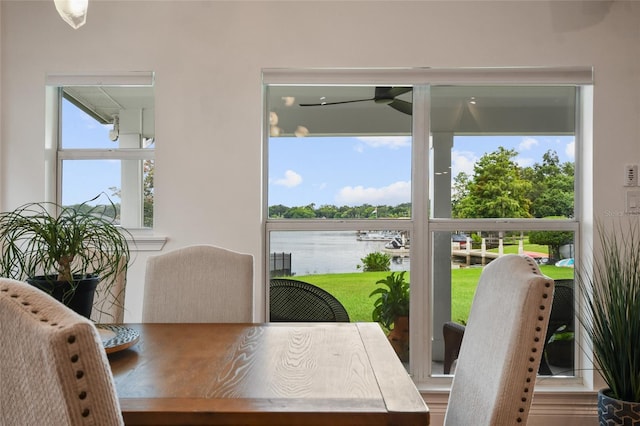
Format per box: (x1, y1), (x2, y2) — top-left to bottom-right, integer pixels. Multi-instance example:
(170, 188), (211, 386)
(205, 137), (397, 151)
(58, 85), (155, 228)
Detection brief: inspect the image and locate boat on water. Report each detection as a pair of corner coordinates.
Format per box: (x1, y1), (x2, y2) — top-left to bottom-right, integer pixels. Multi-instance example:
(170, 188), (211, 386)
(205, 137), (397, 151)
(383, 234), (410, 257)
(356, 231), (398, 241)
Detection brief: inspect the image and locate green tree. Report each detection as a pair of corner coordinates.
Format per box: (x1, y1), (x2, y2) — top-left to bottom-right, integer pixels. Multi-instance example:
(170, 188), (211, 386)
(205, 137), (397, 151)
(452, 172), (470, 213)
(316, 205), (338, 218)
(284, 206), (315, 218)
(143, 159), (154, 227)
(269, 204), (289, 218)
(528, 227), (574, 262)
(524, 150), (574, 218)
(453, 147), (532, 218)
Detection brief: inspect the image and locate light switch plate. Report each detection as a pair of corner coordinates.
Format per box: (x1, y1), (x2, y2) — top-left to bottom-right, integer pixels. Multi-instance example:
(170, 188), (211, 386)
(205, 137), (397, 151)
(626, 190), (640, 214)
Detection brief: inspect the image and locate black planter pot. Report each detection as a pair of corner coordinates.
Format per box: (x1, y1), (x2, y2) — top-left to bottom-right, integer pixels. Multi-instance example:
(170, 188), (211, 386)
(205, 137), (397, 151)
(598, 389), (640, 425)
(27, 275), (99, 319)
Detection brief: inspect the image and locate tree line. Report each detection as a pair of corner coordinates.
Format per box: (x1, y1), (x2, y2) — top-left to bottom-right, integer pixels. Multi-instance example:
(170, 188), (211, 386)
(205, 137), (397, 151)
(269, 203), (411, 219)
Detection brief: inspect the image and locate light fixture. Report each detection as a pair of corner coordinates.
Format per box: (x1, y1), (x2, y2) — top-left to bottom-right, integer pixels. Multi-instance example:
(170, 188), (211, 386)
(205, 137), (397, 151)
(294, 126), (309, 137)
(109, 115), (119, 142)
(54, 0), (89, 29)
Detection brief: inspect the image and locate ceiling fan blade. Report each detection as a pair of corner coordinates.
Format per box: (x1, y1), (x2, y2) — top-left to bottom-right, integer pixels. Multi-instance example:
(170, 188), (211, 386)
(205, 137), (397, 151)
(299, 98), (374, 107)
(386, 87), (412, 98)
(388, 99), (413, 115)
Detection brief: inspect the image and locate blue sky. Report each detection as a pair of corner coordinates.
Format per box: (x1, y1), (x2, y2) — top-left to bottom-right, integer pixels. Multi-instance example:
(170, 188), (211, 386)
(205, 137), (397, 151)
(269, 134), (575, 207)
(62, 99), (155, 207)
(61, 99), (122, 206)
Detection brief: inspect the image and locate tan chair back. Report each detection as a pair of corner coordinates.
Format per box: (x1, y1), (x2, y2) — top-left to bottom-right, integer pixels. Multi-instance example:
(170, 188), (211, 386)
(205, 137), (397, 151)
(0, 278), (123, 425)
(142, 245), (253, 323)
(444, 254), (554, 426)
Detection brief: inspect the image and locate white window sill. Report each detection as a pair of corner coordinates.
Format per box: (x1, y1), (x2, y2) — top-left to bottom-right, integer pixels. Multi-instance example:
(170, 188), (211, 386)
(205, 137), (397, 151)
(124, 229), (167, 251)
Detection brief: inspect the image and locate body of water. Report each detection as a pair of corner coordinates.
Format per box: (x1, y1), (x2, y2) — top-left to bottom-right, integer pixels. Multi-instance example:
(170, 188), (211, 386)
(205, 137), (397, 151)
(270, 230), (410, 276)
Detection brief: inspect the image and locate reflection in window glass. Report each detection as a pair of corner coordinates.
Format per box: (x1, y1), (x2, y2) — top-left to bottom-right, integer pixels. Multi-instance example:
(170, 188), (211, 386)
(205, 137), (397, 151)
(268, 85), (412, 218)
(433, 229), (575, 377)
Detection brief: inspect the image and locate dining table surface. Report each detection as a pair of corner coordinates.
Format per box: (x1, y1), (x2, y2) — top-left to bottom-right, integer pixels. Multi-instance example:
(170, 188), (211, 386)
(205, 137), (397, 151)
(106, 322), (429, 426)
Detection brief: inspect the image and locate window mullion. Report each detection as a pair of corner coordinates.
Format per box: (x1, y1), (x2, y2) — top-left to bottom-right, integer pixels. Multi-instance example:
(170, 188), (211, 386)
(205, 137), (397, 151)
(58, 148), (154, 161)
(410, 84), (430, 381)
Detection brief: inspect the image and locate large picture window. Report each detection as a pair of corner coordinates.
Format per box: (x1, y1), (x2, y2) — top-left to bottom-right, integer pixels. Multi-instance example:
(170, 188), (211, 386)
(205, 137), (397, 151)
(264, 68), (592, 387)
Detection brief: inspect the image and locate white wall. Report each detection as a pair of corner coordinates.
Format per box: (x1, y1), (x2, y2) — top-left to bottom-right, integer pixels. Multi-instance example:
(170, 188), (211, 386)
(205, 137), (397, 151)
(1, 1), (638, 422)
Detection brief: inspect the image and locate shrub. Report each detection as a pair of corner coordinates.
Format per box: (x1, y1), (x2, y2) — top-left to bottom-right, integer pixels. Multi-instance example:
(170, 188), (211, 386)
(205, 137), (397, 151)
(359, 251), (391, 272)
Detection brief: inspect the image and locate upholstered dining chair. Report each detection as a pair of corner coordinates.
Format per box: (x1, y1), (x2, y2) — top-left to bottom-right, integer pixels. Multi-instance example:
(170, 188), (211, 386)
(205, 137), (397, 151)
(0, 277), (123, 426)
(270, 278), (350, 322)
(142, 244), (253, 323)
(443, 279), (572, 376)
(443, 254), (554, 426)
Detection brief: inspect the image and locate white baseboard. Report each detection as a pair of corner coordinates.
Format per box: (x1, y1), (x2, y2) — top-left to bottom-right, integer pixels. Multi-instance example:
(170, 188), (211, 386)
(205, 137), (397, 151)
(423, 390), (598, 426)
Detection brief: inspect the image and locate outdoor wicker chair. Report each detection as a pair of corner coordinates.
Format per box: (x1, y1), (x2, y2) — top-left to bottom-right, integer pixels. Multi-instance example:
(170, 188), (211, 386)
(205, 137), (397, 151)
(443, 279), (573, 376)
(538, 280), (574, 375)
(270, 278), (350, 322)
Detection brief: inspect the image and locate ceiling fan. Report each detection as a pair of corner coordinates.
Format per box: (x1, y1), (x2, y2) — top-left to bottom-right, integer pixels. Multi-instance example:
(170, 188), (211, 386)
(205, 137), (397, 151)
(299, 87), (413, 115)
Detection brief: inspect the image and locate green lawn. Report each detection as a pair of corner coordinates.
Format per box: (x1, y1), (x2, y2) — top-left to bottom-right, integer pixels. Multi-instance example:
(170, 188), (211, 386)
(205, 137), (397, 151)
(290, 263), (574, 324)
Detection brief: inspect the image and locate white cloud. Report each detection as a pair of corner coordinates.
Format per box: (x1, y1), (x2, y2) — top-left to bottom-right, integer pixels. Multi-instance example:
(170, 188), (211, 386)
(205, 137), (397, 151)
(516, 157), (535, 168)
(451, 150), (477, 177)
(355, 136), (411, 150)
(272, 170), (302, 188)
(336, 181), (410, 206)
(519, 137), (539, 151)
(565, 140), (575, 160)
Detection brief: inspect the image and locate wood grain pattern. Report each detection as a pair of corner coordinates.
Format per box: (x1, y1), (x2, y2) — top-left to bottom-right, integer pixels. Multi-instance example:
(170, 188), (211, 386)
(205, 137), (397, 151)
(108, 323), (429, 425)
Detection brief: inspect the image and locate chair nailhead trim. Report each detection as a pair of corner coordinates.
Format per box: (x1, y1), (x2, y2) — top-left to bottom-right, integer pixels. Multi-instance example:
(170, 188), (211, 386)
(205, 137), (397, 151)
(2, 282), (95, 420)
(515, 279), (552, 423)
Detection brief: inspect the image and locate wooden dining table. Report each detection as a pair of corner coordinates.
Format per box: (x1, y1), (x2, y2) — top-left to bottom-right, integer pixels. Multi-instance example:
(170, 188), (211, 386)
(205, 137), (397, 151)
(107, 322), (429, 425)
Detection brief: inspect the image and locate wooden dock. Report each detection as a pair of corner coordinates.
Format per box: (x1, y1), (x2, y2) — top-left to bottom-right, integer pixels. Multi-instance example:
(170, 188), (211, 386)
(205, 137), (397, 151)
(451, 249), (499, 266)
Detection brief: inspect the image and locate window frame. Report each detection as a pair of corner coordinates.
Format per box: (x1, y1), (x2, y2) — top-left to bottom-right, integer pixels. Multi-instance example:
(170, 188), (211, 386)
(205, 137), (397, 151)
(45, 72), (165, 251)
(262, 67), (594, 390)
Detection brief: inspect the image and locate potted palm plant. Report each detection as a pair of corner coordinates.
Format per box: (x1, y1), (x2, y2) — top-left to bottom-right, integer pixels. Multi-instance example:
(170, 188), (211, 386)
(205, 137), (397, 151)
(370, 271), (410, 361)
(0, 195), (130, 319)
(577, 219), (640, 424)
